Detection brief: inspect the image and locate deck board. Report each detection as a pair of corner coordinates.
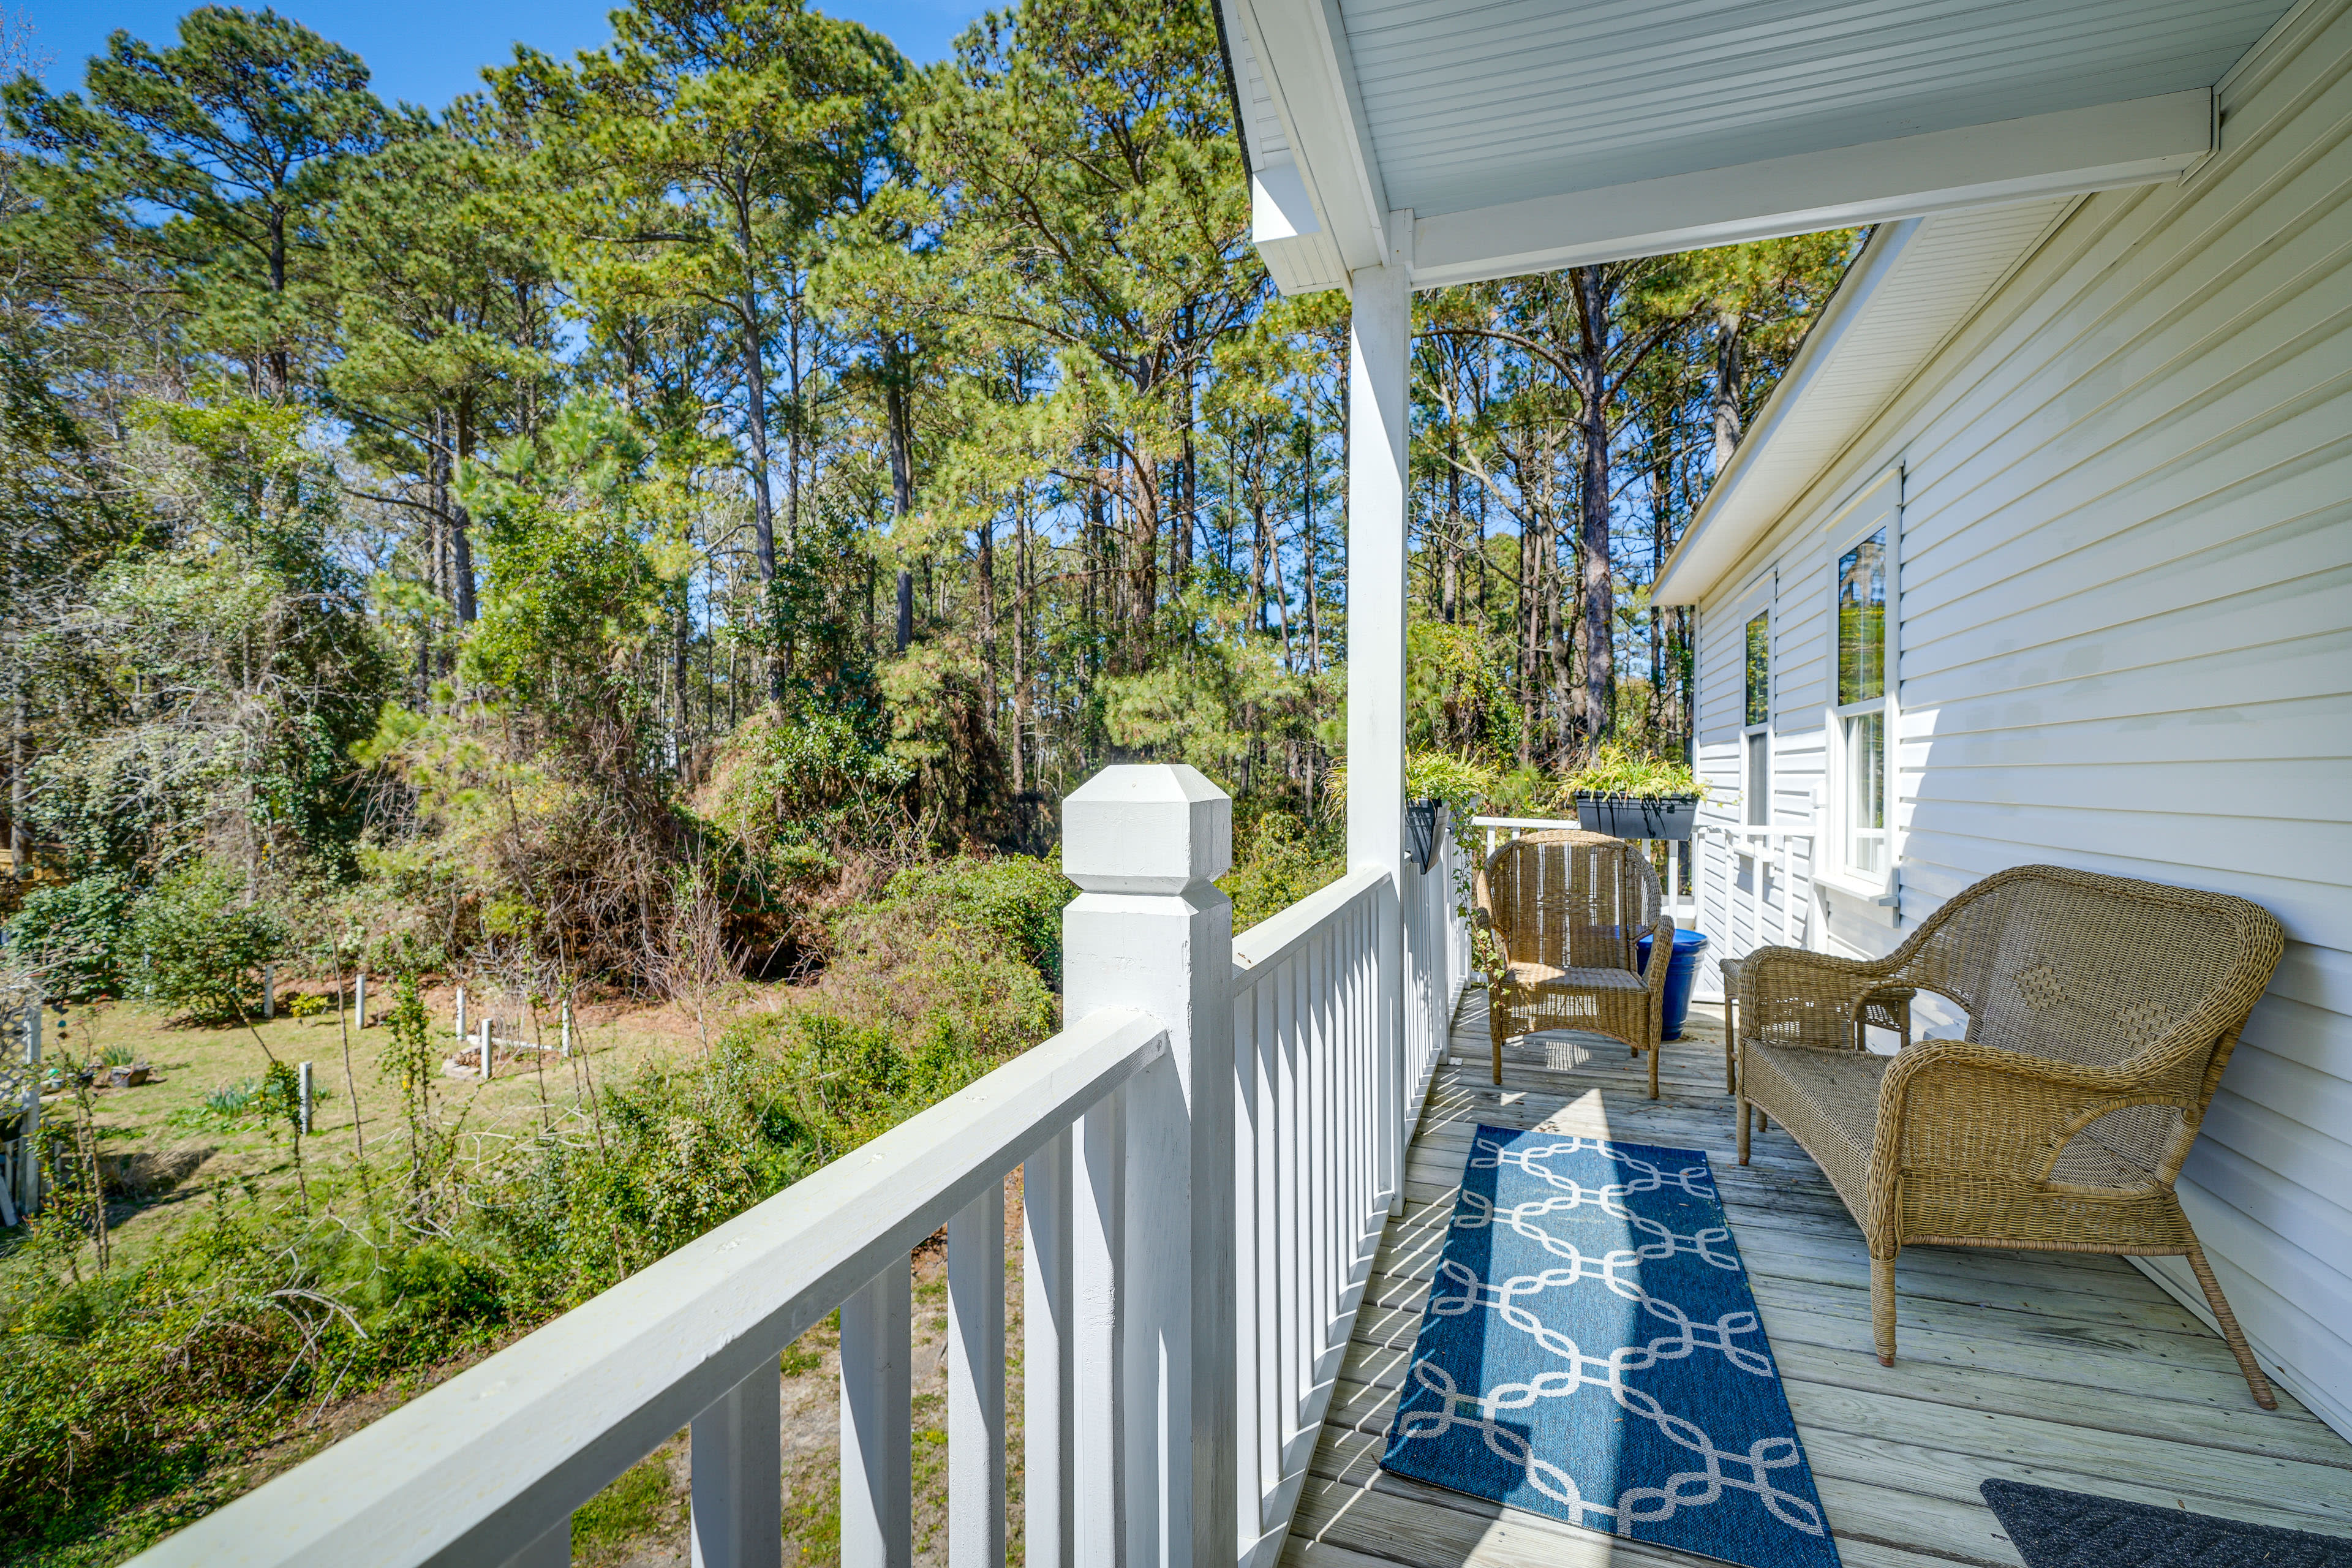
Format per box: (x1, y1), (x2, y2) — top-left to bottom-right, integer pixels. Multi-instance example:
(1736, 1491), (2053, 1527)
(1283, 990), (2352, 1567)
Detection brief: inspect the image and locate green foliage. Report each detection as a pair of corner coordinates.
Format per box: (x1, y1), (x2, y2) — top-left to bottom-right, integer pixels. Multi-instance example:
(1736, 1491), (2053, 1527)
(878, 854), (1072, 984)
(573, 1453), (680, 1559)
(704, 704), (912, 870)
(381, 973), (440, 1203)
(4, 872), (135, 998)
(126, 863), (285, 1021)
(1556, 740), (1705, 802)
(1218, 809), (1343, 935)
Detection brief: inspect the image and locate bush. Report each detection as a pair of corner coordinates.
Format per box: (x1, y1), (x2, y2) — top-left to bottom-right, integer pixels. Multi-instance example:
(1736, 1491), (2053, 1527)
(878, 854), (1074, 984)
(126, 862), (285, 1022)
(1219, 810), (1343, 934)
(4, 872), (135, 998)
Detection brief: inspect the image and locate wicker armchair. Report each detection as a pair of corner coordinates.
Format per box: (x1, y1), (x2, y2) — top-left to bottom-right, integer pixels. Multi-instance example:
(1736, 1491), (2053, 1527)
(1474, 830), (1675, 1097)
(1734, 864), (2286, 1407)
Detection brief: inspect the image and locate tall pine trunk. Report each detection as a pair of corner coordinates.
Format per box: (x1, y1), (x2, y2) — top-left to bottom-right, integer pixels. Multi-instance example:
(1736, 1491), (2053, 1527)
(1573, 266), (1615, 745)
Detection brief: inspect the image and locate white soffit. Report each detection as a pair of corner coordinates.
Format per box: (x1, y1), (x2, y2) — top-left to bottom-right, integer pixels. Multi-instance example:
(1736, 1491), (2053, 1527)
(1651, 197), (2073, 606)
(1219, 0), (2290, 293)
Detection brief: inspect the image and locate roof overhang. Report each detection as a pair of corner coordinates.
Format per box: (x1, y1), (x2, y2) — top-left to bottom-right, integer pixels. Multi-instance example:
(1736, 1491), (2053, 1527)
(1218, 1), (2288, 296)
(1651, 198), (2075, 605)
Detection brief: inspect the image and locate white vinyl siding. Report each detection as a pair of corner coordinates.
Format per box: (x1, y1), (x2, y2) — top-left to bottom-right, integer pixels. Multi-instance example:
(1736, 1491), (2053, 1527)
(1692, 0), (2352, 1434)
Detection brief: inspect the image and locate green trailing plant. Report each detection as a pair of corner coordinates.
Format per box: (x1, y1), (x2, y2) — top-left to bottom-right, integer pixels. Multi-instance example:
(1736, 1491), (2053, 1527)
(1556, 741), (1707, 802)
(381, 973), (441, 1210)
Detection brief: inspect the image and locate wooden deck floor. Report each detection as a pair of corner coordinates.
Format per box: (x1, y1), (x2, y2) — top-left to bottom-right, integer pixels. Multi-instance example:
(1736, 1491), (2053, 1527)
(1284, 992), (2352, 1568)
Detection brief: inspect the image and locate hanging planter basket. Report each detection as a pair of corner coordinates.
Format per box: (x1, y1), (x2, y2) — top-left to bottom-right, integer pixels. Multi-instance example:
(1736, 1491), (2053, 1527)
(1572, 791), (1700, 841)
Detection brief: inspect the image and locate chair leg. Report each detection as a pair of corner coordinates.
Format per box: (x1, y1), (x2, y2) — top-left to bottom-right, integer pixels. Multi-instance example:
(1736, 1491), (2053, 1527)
(1737, 1094), (1751, 1164)
(1871, 1253), (1898, 1366)
(2186, 1244), (2279, 1409)
(1724, 994), (1739, 1096)
(1648, 1035), (1659, 1099)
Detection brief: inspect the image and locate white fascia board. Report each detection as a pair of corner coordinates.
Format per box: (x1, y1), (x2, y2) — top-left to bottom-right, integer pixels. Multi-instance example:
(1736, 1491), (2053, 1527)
(1652, 218), (1923, 608)
(1410, 89), (2212, 292)
(1235, 0), (1388, 273)
(1253, 162), (1349, 295)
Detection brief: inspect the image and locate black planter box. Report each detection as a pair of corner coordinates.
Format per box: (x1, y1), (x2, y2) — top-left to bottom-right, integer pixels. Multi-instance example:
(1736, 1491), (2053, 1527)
(1573, 792), (1699, 841)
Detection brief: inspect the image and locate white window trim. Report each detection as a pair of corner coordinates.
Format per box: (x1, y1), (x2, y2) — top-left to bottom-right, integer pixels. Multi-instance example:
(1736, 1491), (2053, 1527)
(1741, 600), (1773, 831)
(1817, 469), (1902, 913)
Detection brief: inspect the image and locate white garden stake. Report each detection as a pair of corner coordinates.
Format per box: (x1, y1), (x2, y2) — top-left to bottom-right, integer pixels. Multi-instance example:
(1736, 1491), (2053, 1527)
(298, 1061), (314, 1134)
(560, 1001), (571, 1058)
(454, 986), (466, 1041)
(353, 971), (368, 1031)
(262, 965), (275, 1020)
(478, 1016), (493, 1080)
(18, 991), (40, 1217)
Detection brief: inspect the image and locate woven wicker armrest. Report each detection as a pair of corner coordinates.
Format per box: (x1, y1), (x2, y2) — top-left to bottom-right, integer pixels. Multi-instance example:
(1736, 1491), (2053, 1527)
(1868, 1036), (2207, 1208)
(1738, 945), (1905, 1051)
(1643, 916), (1676, 1001)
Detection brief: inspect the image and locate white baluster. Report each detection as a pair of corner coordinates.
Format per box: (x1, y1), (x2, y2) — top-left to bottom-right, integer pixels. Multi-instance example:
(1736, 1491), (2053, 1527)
(1023, 1131), (1074, 1568)
(502, 1520), (570, 1567)
(840, 1257), (911, 1568)
(691, 1363), (781, 1568)
(1071, 1088), (1125, 1567)
(948, 1183), (1005, 1568)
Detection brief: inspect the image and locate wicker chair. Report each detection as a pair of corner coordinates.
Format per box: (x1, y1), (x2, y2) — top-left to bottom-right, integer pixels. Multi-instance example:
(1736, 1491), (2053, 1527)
(1734, 864), (2286, 1408)
(1474, 830), (1675, 1097)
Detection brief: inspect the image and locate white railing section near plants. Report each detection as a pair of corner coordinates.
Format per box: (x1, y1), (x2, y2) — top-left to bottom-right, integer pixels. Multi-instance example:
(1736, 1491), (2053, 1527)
(128, 764), (1471, 1568)
(1224, 821), (1469, 1566)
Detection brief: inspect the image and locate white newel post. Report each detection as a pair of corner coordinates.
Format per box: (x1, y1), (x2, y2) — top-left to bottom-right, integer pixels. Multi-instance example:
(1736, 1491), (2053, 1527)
(1348, 211), (1413, 1217)
(1060, 764), (1237, 1568)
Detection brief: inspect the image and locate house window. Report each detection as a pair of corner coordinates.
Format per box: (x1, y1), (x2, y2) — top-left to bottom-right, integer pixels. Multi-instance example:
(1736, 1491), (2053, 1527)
(1743, 610), (1770, 826)
(1834, 531), (1888, 876)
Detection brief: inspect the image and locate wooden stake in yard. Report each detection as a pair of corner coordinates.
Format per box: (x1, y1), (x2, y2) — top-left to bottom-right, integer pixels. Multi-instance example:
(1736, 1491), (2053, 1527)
(262, 965), (275, 1020)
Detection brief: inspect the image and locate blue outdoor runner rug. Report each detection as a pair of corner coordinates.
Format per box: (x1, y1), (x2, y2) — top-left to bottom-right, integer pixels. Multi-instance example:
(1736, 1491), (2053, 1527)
(1381, 1126), (1841, 1568)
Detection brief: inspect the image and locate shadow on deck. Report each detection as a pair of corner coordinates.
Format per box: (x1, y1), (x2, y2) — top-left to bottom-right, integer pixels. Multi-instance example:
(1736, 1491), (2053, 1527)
(1285, 990), (2352, 1568)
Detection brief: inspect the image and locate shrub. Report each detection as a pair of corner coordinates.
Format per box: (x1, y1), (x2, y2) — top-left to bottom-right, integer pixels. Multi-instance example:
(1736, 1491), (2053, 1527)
(878, 854), (1074, 984)
(1219, 810), (1344, 935)
(126, 862), (285, 1022)
(4, 872), (135, 998)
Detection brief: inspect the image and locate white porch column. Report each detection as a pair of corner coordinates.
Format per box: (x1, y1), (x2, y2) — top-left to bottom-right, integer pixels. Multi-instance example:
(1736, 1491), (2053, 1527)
(1348, 211), (1413, 1214)
(1346, 213), (1412, 879)
(1061, 765), (1236, 1568)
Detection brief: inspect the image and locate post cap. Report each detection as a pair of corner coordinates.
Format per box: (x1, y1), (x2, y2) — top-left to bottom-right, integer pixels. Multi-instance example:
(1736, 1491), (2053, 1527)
(1062, 764), (1232, 892)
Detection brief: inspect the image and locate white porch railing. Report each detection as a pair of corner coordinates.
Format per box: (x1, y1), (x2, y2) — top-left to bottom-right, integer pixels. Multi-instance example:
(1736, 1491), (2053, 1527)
(130, 765), (1470, 1568)
(1698, 824), (1814, 955)
(1227, 817), (1464, 1565)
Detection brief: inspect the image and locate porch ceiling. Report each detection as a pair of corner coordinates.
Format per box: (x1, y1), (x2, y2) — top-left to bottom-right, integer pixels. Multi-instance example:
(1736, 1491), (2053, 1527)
(1220, 0), (2292, 293)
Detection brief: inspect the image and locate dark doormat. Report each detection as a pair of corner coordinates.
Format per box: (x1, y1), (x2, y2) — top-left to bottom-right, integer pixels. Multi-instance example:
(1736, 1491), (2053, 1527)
(1981, 1479), (2352, 1567)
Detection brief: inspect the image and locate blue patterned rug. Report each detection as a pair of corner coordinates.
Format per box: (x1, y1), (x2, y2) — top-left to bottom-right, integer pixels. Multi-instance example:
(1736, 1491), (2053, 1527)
(1381, 1127), (1840, 1567)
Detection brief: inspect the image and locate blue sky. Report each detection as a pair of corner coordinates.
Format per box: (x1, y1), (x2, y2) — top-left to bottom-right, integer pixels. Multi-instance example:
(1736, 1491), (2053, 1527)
(17, 0), (992, 110)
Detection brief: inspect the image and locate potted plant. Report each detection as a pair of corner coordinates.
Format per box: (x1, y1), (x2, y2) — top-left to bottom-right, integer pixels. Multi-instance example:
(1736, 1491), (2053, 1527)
(1559, 742), (1705, 840)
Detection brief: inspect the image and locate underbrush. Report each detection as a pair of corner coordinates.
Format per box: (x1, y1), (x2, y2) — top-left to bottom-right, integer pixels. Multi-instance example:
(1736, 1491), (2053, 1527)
(0, 853), (1073, 1563)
